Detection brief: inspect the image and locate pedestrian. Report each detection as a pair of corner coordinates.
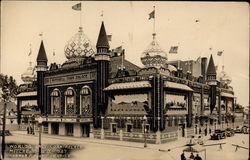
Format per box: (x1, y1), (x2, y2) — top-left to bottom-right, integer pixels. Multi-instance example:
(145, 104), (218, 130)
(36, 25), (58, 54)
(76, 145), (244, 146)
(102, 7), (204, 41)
(209, 128), (211, 134)
(27, 126), (30, 134)
(190, 152), (195, 159)
(181, 152), (186, 160)
(30, 126), (33, 135)
(194, 154), (202, 160)
(199, 128), (201, 134)
(204, 128), (207, 136)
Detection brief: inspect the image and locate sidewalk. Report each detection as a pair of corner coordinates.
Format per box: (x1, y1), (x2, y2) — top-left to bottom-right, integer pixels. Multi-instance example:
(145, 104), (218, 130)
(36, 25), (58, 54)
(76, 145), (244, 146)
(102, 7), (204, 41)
(11, 131), (211, 151)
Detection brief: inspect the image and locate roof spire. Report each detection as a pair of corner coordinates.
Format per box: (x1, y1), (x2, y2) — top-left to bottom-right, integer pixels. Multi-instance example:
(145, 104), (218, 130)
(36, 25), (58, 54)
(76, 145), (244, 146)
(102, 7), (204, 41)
(207, 54), (216, 76)
(36, 40), (48, 63)
(96, 21), (110, 49)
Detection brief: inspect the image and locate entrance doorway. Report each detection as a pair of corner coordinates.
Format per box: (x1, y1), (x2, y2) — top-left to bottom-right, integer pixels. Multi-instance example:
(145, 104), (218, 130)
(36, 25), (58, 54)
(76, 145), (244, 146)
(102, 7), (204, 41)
(81, 123), (90, 137)
(51, 123), (59, 135)
(65, 123), (74, 136)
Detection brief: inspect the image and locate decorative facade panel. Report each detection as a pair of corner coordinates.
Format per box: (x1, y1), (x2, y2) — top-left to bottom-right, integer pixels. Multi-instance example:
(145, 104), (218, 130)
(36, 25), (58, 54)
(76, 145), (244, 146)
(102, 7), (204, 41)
(107, 93), (149, 115)
(193, 93), (201, 115)
(165, 93), (187, 109)
(80, 86), (92, 116)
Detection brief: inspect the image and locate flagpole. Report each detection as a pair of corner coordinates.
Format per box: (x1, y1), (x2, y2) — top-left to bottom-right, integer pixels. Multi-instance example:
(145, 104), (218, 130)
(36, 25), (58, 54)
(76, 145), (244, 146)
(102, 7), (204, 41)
(80, 2), (82, 28)
(28, 43), (32, 64)
(153, 6), (156, 34)
(223, 50), (225, 70)
(121, 42), (124, 69)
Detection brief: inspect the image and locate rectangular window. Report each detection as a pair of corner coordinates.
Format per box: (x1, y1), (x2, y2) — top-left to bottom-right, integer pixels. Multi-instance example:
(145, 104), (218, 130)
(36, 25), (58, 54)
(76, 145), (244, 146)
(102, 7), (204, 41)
(168, 117), (173, 127)
(126, 124), (133, 132)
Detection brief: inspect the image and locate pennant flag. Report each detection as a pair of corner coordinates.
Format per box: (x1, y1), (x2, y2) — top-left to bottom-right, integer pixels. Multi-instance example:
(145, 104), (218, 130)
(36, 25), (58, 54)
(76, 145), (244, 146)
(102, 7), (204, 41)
(28, 49), (32, 56)
(217, 51), (223, 56)
(149, 10), (155, 20)
(115, 46), (123, 52)
(101, 10), (104, 17)
(39, 33), (43, 37)
(169, 46), (178, 54)
(72, 3), (81, 11)
(107, 35), (112, 41)
(196, 56), (201, 63)
(28, 44), (32, 56)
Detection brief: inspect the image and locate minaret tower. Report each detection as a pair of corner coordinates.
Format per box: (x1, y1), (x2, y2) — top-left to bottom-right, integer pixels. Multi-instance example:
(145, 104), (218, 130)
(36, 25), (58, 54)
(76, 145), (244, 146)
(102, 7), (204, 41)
(36, 40), (48, 115)
(206, 54), (217, 114)
(94, 21), (110, 127)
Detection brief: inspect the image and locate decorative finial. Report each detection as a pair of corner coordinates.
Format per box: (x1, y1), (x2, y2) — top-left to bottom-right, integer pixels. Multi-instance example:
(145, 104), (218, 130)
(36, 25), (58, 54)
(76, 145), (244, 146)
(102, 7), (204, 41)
(152, 33), (156, 40)
(79, 26), (83, 32)
(53, 49), (55, 57)
(39, 32), (43, 40)
(101, 10), (104, 18)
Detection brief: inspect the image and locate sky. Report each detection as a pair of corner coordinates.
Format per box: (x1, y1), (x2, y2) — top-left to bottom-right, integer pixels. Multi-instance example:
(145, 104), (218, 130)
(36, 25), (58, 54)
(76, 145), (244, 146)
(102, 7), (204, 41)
(1, 1), (249, 106)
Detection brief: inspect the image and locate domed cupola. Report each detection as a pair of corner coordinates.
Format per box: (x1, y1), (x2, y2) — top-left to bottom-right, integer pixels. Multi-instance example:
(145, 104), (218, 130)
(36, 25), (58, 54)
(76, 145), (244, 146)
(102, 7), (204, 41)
(219, 66), (232, 85)
(141, 33), (167, 68)
(64, 27), (96, 61)
(21, 62), (36, 84)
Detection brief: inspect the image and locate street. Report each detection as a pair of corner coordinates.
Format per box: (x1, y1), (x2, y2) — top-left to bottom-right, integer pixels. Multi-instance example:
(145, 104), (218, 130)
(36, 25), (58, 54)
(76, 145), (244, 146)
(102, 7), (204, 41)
(3, 131), (249, 160)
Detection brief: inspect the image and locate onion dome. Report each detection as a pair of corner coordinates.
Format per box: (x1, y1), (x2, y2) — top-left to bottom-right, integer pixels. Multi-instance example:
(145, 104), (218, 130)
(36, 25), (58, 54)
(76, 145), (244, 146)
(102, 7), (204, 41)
(64, 27), (96, 60)
(219, 66), (232, 85)
(141, 33), (167, 68)
(21, 62), (36, 84)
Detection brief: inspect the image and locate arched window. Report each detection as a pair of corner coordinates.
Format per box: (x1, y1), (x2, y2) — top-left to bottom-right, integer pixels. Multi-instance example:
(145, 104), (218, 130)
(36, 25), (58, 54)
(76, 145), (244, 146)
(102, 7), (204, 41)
(50, 88), (61, 115)
(80, 86), (92, 116)
(65, 87), (75, 115)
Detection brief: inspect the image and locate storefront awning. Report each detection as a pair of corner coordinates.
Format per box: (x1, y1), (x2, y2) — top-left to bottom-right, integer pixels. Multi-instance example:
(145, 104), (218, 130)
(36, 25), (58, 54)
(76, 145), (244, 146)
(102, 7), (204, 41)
(16, 91), (37, 97)
(221, 92), (234, 98)
(164, 81), (193, 92)
(104, 81), (151, 91)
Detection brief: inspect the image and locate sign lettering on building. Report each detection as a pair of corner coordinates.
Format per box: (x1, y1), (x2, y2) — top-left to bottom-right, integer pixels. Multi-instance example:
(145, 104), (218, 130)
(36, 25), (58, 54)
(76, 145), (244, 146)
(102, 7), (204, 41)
(44, 71), (96, 85)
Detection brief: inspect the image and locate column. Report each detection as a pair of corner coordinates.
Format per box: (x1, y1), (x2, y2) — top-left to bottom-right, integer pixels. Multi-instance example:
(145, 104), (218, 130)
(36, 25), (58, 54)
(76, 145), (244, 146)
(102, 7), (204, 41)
(73, 123), (81, 137)
(156, 117), (161, 144)
(101, 116), (104, 139)
(48, 123), (52, 135)
(89, 123), (94, 138)
(59, 123), (66, 136)
(119, 129), (123, 141)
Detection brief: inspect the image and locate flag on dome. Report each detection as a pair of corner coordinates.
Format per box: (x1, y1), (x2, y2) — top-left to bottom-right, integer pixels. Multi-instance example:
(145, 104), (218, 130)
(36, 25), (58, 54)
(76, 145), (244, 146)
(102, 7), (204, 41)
(72, 3), (81, 11)
(217, 51), (223, 56)
(169, 46), (178, 54)
(149, 10), (155, 20)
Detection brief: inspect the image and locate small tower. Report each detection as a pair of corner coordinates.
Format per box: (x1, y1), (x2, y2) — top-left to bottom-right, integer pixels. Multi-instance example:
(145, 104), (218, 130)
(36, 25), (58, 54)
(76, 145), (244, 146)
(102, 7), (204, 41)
(206, 54), (217, 114)
(94, 21), (110, 127)
(206, 54), (217, 84)
(36, 40), (48, 115)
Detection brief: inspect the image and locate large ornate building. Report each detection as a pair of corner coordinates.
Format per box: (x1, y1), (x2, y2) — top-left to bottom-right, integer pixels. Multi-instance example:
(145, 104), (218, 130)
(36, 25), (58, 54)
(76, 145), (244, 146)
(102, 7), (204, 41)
(33, 21), (242, 144)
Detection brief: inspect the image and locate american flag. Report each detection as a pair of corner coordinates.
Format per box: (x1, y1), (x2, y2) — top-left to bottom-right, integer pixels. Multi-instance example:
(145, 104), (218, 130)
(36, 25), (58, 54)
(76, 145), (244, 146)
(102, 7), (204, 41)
(72, 3), (81, 11)
(217, 51), (223, 56)
(169, 46), (178, 54)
